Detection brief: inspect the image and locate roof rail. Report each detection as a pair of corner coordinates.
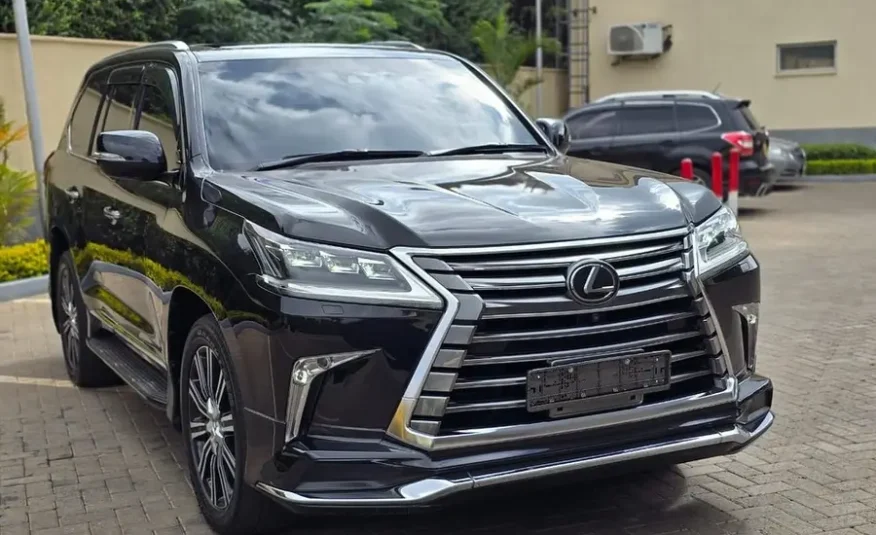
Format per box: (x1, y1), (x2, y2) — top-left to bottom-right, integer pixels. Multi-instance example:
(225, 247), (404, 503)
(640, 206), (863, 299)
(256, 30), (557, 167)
(364, 40), (425, 50)
(134, 40), (190, 52)
(593, 90), (722, 103)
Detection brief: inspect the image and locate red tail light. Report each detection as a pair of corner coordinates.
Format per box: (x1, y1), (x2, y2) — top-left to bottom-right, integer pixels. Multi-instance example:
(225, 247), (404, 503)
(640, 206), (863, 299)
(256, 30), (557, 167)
(721, 131), (754, 157)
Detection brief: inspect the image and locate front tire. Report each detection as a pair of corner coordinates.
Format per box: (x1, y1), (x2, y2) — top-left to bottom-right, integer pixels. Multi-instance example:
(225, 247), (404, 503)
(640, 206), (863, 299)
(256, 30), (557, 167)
(180, 315), (282, 534)
(55, 251), (119, 387)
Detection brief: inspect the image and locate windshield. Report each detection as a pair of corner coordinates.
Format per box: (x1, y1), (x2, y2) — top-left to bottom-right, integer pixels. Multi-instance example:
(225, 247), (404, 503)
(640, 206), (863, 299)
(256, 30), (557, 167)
(197, 56), (541, 171)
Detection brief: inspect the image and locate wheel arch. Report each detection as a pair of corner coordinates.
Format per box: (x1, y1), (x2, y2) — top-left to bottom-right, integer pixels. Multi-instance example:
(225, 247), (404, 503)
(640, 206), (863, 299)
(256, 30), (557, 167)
(48, 225), (72, 333)
(164, 286), (217, 428)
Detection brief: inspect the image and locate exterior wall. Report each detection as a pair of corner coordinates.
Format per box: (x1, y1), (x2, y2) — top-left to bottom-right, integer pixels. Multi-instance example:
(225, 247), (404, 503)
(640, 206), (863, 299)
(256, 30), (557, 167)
(0, 34), (138, 172)
(1, 33), (568, 175)
(585, 0), (876, 145)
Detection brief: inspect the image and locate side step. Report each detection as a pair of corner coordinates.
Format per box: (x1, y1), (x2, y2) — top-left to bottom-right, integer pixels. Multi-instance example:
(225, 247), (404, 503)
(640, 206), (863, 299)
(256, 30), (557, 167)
(87, 335), (168, 406)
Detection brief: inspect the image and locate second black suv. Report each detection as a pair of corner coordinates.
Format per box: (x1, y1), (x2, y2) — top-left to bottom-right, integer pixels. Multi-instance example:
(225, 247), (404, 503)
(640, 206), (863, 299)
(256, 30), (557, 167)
(563, 91), (775, 197)
(45, 42), (773, 534)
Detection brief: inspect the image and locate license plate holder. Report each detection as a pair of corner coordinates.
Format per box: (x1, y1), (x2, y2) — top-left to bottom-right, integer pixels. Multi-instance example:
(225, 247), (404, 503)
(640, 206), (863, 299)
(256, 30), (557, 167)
(526, 349), (672, 419)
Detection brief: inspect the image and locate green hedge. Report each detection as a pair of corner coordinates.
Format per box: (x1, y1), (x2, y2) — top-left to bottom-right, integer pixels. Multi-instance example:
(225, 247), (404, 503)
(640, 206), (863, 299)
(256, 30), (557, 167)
(801, 143), (876, 161)
(806, 159), (876, 175)
(0, 239), (49, 282)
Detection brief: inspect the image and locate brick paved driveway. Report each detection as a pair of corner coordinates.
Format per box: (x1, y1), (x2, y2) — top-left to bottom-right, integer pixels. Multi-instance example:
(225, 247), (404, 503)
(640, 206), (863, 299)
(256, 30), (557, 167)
(4, 182), (876, 535)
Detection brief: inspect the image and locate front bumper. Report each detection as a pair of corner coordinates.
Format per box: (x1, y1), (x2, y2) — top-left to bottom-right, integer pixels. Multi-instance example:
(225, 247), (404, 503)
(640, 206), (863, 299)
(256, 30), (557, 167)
(256, 376), (772, 510)
(238, 242), (772, 512)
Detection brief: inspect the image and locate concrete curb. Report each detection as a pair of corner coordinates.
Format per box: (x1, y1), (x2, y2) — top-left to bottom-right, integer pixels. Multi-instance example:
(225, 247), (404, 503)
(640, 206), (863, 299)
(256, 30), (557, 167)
(0, 275), (49, 303)
(791, 174), (876, 183)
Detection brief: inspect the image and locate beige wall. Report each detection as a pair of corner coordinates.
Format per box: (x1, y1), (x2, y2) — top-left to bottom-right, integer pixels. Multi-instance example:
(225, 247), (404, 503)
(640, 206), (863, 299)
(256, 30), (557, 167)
(515, 66), (569, 118)
(0, 34), (138, 171)
(1, 33), (568, 173)
(586, 0), (873, 132)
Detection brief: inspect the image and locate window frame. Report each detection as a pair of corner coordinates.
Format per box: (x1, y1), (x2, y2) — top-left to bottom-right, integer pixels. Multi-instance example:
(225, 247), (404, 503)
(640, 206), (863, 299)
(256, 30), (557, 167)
(136, 65), (185, 176)
(776, 41), (837, 76)
(65, 67), (112, 160)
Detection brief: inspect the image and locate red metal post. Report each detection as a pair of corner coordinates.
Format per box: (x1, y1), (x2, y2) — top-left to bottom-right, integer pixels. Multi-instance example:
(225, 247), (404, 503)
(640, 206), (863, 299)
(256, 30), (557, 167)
(711, 152), (724, 200)
(680, 158), (693, 180)
(728, 148), (740, 213)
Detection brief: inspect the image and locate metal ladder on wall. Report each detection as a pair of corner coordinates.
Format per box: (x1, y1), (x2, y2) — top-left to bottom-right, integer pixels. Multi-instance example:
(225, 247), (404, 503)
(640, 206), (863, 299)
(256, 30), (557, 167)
(567, 0), (595, 110)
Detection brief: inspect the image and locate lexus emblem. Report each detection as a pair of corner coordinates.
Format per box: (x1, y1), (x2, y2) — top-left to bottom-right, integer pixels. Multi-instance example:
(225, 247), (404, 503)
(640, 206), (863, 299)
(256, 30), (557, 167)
(566, 259), (620, 305)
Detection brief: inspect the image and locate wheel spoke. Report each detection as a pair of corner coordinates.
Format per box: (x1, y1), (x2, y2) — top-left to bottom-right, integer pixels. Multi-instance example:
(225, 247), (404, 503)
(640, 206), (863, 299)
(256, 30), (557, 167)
(188, 383), (210, 419)
(214, 371), (226, 405)
(190, 420), (208, 441)
(216, 452), (233, 506)
(197, 440), (214, 481)
(208, 446), (219, 506)
(219, 439), (236, 473)
(194, 348), (210, 400)
(219, 413), (234, 436)
(205, 348), (215, 399)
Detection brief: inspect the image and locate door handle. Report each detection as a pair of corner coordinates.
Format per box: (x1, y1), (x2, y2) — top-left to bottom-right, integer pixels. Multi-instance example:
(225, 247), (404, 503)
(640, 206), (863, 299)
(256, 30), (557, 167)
(64, 187), (80, 201)
(103, 207), (121, 225)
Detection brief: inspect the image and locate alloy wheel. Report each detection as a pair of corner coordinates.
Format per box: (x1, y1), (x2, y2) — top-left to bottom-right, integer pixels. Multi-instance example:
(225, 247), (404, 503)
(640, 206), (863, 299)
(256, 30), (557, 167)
(59, 266), (80, 372)
(188, 345), (237, 511)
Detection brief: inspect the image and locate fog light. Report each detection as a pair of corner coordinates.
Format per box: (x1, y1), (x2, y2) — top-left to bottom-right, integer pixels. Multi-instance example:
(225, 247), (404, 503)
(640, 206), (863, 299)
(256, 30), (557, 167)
(732, 303), (759, 375)
(285, 349), (377, 443)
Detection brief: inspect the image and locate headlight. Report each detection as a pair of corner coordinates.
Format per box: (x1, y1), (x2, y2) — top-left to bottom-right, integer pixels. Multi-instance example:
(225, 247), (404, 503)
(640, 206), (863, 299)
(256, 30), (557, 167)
(693, 205), (749, 278)
(243, 221), (442, 309)
(769, 146), (783, 157)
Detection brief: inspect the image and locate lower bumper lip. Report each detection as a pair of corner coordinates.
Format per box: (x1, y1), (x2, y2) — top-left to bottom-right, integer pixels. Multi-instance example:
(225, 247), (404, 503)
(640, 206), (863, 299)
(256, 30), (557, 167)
(255, 410), (774, 507)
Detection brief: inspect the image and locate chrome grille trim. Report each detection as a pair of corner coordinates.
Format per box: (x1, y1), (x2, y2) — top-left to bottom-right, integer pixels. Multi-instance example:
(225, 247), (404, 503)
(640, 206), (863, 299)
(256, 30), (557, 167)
(387, 227), (736, 452)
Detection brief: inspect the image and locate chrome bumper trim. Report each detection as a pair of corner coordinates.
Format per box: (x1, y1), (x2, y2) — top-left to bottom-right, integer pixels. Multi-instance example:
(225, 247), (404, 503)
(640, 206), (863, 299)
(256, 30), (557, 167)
(257, 411), (774, 506)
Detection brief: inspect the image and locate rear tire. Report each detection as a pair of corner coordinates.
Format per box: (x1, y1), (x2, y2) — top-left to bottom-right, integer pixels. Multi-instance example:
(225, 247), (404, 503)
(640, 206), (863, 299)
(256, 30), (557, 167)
(55, 251), (120, 387)
(180, 314), (285, 535)
(674, 167), (710, 188)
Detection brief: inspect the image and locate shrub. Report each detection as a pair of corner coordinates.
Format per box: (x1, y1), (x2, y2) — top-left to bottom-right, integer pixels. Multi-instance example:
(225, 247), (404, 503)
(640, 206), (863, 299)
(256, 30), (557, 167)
(0, 239), (49, 282)
(0, 99), (37, 245)
(805, 159), (876, 176)
(801, 143), (876, 161)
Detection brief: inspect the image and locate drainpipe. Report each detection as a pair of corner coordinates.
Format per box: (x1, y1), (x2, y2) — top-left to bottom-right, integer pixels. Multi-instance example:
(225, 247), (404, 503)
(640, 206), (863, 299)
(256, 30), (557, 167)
(12, 0), (48, 238)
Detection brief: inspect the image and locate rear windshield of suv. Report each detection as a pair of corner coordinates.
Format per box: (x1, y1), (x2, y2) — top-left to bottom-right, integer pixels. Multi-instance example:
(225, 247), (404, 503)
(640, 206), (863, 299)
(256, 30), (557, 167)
(197, 56), (539, 171)
(736, 103), (762, 131)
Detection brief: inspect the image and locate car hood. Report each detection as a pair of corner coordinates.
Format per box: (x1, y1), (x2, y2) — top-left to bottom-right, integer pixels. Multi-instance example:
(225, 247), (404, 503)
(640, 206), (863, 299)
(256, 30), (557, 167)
(207, 155), (718, 249)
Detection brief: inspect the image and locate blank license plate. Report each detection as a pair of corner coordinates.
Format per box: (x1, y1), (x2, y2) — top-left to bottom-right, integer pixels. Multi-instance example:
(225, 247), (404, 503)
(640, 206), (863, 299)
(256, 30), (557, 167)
(526, 350), (672, 416)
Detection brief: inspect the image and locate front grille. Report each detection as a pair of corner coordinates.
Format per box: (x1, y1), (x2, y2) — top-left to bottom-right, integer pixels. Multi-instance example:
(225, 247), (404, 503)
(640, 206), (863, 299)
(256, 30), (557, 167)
(404, 229), (726, 438)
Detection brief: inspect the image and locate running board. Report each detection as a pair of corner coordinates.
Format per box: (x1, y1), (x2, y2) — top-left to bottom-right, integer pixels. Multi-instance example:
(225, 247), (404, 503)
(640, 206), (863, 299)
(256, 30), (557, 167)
(87, 335), (168, 406)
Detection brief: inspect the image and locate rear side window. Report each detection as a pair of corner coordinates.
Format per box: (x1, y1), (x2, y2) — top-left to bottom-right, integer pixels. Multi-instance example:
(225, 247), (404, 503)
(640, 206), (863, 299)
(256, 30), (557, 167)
(616, 106), (675, 135)
(676, 104), (719, 132)
(567, 109), (618, 139)
(67, 69), (109, 156)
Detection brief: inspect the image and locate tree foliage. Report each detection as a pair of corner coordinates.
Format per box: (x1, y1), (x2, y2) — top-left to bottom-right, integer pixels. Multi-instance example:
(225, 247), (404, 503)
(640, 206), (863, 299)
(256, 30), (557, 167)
(472, 6), (560, 99)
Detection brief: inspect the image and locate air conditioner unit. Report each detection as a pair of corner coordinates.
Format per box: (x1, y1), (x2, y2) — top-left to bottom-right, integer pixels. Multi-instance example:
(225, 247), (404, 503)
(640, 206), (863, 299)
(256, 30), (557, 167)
(608, 23), (667, 56)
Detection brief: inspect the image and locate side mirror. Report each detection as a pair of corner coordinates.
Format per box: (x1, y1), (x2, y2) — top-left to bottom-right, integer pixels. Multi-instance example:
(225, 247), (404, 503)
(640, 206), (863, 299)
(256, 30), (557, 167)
(95, 130), (166, 180)
(536, 118), (571, 154)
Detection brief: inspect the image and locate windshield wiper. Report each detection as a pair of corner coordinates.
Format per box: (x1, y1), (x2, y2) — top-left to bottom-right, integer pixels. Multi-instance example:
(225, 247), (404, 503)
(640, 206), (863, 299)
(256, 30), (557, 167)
(428, 143), (549, 157)
(253, 149), (427, 171)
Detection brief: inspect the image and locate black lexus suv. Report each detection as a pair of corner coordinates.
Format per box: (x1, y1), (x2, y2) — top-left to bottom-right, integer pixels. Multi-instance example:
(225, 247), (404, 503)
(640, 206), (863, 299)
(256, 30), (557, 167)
(44, 41), (773, 534)
(563, 91), (775, 197)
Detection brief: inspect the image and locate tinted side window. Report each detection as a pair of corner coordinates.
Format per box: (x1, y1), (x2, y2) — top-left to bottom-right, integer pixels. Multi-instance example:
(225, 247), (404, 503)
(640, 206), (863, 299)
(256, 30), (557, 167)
(617, 106), (675, 136)
(676, 104), (719, 132)
(99, 84), (140, 136)
(137, 69), (181, 171)
(568, 109), (618, 139)
(68, 70), (110, 155)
